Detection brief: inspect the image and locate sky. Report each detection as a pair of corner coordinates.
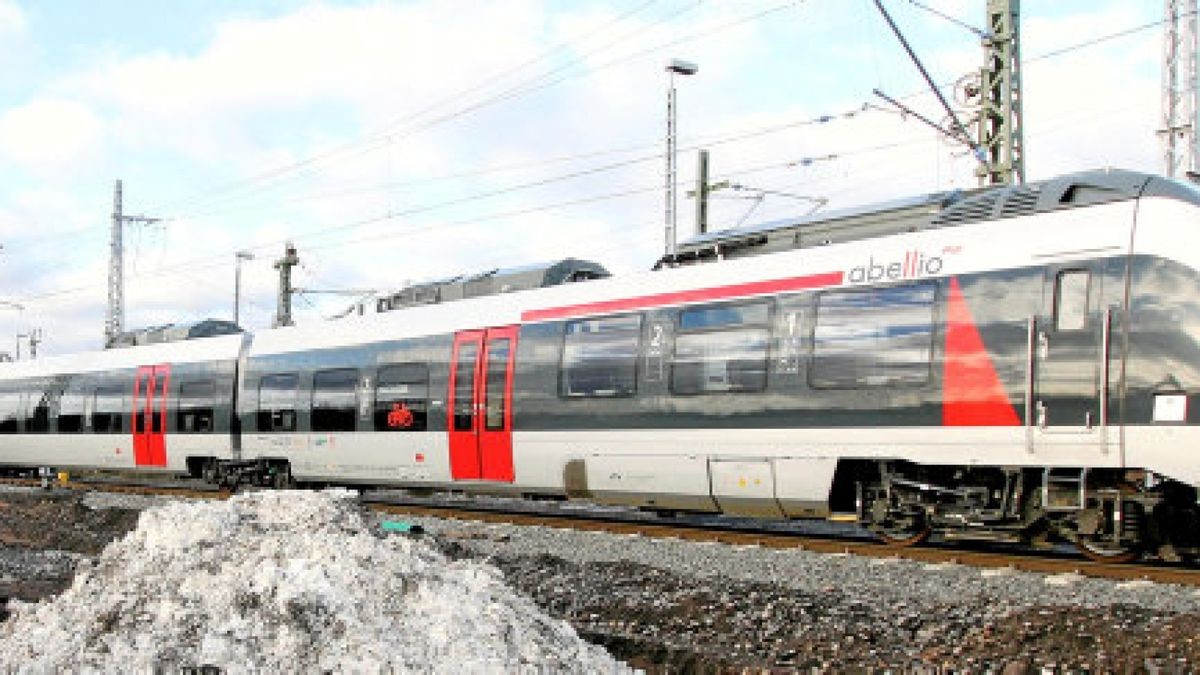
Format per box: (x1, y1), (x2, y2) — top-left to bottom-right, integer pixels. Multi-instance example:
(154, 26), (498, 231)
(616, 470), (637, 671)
(0, 0), (1165, 357)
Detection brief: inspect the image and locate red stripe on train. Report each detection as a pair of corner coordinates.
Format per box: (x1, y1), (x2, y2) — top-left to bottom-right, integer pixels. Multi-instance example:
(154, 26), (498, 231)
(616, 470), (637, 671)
(942, 277), (1021, 426)
(521, 270), (845, 322)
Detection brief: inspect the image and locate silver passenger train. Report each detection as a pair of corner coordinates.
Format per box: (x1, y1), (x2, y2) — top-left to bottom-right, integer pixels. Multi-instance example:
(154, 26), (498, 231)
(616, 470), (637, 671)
(4, 168), (1200, 562)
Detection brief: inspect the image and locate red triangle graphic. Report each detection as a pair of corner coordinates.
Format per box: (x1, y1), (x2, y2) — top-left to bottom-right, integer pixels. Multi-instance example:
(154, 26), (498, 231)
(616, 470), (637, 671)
(943, 277), (1021, 426)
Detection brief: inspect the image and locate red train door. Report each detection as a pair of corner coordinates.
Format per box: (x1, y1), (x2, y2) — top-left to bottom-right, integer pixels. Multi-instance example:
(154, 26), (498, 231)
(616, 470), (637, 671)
(132, 364), (170, 467)
(447, 327), (517, 482)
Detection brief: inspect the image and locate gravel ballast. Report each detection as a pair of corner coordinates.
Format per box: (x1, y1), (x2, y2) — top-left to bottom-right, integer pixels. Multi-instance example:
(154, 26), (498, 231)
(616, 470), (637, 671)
(2, 485), (1199, 671)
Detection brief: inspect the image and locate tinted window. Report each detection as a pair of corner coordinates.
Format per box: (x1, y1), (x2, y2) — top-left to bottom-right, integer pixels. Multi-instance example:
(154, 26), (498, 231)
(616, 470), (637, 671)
(1055, 270), (1089, 331)
(671, 302), (769, 395)
(0, 391), (21, 434)
(59, 387), (87, 433)
(678, 303), (770, 330)
(25, 389), (50, 433)
(93, 387), (125, 434)
(311, 369), (357, 432)
(257, 374), (298, 432)
(178, 380), (217, 433)
(811, 283), (936, 388)
(374, 364), (429, 432)
(560, 314), (642, 398)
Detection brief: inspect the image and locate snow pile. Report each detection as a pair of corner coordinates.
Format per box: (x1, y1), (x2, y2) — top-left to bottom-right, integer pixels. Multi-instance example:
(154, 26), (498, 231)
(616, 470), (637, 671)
(0, 489), (626, 673)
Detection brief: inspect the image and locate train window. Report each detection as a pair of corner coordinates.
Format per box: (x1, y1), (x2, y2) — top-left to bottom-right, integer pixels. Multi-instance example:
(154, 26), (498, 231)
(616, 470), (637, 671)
(560, 314), (642, 398)
(1055, 270), (1089, 331)
(374, 364), (428, 432)
(177, 380), (217, 434)
(484, 339), (511, 430)
(58, 388), (87, 433)
(92, 387), (125, 434)
(311, 369), (358, 432)
(24, 390), (51, 434)
(0, 391), (21, 434)
(257, 374), (298, 433)
(811, 283), (936, 388)
(453, 344), (478, 431)
(671, 302), (769, 395)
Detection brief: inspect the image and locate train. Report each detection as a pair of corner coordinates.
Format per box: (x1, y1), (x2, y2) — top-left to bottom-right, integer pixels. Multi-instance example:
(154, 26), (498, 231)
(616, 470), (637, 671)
(2, 167), (1200, 563)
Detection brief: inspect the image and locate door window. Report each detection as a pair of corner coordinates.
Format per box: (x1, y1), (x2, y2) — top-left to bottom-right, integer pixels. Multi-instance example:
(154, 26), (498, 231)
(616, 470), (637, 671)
(453, 344), (478, 432)
(1055, 270), (1090, 331)
(484, 339), (511, 430)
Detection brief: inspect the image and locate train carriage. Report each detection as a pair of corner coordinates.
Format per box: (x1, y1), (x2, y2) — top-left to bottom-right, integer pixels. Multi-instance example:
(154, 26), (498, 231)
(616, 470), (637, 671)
(4, 168), (1200, 561)
(0, 334), (244, 474)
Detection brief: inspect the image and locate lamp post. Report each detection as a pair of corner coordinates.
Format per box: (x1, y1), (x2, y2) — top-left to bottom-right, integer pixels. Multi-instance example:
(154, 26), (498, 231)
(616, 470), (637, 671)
(0, 301), (22, 361)
(664, 58), (698, 262)
(234, 251), (254, 326)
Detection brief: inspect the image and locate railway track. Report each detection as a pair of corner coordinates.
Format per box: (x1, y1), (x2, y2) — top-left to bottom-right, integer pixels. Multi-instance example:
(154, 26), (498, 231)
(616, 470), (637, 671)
(5, 474), (1200, 587)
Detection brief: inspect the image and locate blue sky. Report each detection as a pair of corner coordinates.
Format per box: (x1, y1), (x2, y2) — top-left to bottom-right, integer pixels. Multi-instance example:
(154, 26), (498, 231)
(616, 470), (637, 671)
(0, 0), (1164, 356)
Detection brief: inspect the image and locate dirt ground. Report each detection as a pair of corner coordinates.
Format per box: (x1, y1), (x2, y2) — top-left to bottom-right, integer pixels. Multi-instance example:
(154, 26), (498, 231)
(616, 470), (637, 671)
(2, 488), (1199, 672)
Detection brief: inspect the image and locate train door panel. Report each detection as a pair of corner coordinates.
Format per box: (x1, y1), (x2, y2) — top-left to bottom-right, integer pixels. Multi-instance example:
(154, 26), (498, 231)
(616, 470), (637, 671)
(479, 326), (517, 482)
(1033, 266), (1105, 436)
(132, 364), (171, 467)
(448, 331), (484, 479)
(448, 327), (517, 482)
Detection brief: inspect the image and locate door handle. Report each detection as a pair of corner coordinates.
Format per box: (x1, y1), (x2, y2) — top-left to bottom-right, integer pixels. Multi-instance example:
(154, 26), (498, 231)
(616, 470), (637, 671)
(1036, 401), (1047, 429)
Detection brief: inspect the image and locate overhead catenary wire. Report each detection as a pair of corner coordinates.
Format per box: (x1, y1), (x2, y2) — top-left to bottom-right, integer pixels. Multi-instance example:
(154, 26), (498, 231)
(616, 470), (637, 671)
(903, 0), (986, 38)
(143, 0), (706, 216)
(8, 9), (1166, 309)
(15, 129), (939, 308)
(12, 3), (1152, 257)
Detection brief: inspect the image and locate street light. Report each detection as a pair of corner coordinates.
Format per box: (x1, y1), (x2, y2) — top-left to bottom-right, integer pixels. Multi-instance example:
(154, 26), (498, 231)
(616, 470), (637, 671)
(234, 251), (255, 326)
(664, 58), (698, 262)
(0, 299), (20, 363)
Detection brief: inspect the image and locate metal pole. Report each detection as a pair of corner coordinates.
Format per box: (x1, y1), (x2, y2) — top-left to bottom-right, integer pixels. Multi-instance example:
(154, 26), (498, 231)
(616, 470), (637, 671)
(1161, 0), (1199, 177)
(273, 242), (298, 328)
(234, 251), (254, 326)
(664, 72), (677, 259)
(235, 259), (242, 326)
(663, 59), (697, 261)
(696, 149), (710, 235)
(105, 180), (123, 347)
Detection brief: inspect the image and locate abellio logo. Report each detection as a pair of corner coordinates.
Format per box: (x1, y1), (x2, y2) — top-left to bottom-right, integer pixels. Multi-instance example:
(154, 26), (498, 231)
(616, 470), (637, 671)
(847, 249), (945, 285)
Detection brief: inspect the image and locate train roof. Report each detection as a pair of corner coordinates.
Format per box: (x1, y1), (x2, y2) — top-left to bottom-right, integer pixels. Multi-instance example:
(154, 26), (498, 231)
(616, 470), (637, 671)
(0, 333), (246, 382)
(668, 168), (1185, 267)
(9, 167), (1199, 368)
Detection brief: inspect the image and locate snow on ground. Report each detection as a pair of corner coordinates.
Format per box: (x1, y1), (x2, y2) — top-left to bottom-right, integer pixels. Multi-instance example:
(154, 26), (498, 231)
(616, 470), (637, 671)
(0, 489), (626, 673)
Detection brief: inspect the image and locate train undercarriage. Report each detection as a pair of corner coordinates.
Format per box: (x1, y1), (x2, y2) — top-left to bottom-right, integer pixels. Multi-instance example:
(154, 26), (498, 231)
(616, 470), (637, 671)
(188, 454), (1200, 563)
(850, 460), (1200, 563)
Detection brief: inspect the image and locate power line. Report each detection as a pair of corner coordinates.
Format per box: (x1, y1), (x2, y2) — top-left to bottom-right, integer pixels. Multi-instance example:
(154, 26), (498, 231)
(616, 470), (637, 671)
(145, 0), (695, 216)
(10, 11), (1167, 307)
(15, 132), (936, 308)
(903, 0), (985, 38)
(145, 2), (792, 217)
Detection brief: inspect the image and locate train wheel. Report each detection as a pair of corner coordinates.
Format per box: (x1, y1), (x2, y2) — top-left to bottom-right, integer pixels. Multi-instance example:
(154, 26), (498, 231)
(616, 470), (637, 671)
(1076, 537), (1139, 564)
(864, 484), (930, 547)
(876, 523), (932, 547)
(1073, 499), (1143, 563)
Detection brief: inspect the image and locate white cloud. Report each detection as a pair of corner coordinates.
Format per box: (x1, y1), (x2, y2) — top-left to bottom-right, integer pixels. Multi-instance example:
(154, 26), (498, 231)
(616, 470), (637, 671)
(0, 98), (104, 173)
(0, 0), (26, 37)
(0, 2), (1169, 356)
